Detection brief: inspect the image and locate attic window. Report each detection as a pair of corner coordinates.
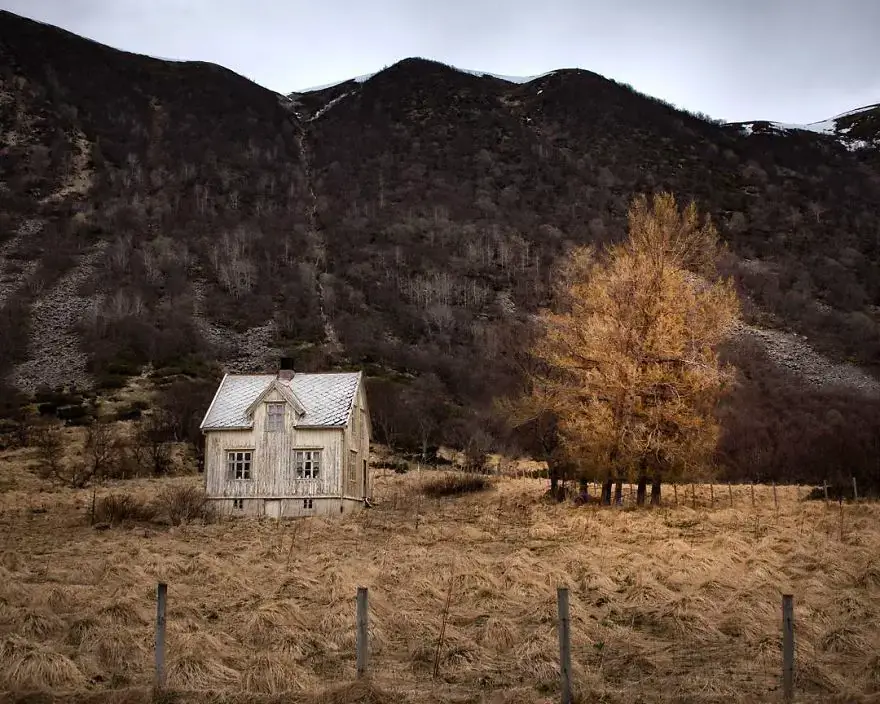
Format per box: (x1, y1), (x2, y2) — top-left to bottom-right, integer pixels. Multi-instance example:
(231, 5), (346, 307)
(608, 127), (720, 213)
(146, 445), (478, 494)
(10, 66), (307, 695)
(294, 450), (321, 479)
(266, 403), (285, 432)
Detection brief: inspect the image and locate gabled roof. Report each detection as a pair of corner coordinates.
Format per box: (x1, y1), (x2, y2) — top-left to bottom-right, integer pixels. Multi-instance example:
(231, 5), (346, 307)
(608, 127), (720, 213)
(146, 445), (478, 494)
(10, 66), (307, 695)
(200, 372), (361, 430)
(245, 378), (306, 418)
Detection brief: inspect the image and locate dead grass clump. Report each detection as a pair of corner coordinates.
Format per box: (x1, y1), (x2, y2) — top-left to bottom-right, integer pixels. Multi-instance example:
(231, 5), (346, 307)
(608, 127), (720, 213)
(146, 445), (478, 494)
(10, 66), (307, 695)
(313, 679), (404, 704)
(94, 493), (157, 525)
(0, 635), (86, 690)
(242, 651), (309, 694)
(98, 599), (149, 627)
(19, 608), (64, 639)
(421, 471), (495, 498)
(477, 615), (518, 651)
(244, 601), (291, 647)
(155, 485), (217, 525)
(64, 617), (97, 647)
(94, 632), (148, 675)
(165, 629), (240, 690)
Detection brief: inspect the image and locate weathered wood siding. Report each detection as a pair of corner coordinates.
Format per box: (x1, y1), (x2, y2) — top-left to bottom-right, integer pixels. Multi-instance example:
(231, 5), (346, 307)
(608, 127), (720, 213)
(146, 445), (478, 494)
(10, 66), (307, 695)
(342, 382), (372, 500)
(214, 497), (365, 518)
(205, 386), (344, 499)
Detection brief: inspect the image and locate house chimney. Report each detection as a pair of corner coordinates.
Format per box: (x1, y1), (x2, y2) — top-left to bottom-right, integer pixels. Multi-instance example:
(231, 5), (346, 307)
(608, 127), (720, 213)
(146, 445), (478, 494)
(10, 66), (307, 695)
(278, 356), (295, 381)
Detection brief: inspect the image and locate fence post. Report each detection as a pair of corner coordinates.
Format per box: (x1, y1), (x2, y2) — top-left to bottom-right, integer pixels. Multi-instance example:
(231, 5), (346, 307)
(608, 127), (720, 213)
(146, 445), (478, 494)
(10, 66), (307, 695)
(750, 482), (755, 508)
(782, 594), (794, 701)
(155, 582), (167, 691)
(852, 476), (858, 501)
(691, 484), (696, 510)
(772, 482), (778, 510)
(823, 480), (829, 503)
(557, 587), (572, 704)
(728, 482), (734, 508)
(709, 483), (714, 507)
(673, 482), (678, 505)
(356, 587), (369, 678)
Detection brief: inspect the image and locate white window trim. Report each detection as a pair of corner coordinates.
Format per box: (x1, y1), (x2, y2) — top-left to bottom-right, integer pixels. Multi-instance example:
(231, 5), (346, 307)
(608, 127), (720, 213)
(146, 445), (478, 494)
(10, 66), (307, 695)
(227, 449), (254, 481)
(292, 448), (322, 480)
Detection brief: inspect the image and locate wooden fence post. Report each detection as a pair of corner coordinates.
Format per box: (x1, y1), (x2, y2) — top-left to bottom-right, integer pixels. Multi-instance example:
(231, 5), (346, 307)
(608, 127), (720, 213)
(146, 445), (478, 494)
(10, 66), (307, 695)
(691, 484), (696, 510)
(782, 594), (794, 702)
(673, 482), (678, 505)
(772, 482), (778, 510)
(852, 476), (859, 501)
(709, 483), (714, 507)
(750, 482), (755, 508)
(728, 482), (734, 508)
(356, 587), (369, 677)
(823, 480), (829, 503)
(155, 582), (167, 691)
(557, 587), (572, 704)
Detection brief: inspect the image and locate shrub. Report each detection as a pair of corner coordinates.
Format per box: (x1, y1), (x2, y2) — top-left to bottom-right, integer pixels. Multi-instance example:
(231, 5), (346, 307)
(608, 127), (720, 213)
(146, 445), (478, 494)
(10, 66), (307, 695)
(156, 485), (217, 525)
(374, 459), (409, 474)
(94, 493), (157, 525)
(420, 471), (494, 498)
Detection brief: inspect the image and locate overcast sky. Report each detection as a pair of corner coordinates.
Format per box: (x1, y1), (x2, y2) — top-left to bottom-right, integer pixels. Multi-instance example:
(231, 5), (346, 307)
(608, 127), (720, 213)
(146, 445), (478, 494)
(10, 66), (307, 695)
(5, 0), (879, 123)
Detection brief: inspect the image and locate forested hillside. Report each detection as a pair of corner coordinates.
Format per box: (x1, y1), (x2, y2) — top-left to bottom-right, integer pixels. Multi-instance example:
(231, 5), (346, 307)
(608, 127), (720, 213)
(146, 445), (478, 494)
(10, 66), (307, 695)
(1, 11), (879, 485)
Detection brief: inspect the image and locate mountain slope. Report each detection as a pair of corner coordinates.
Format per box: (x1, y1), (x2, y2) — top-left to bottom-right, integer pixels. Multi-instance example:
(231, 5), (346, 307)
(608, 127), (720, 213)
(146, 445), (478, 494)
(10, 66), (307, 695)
(2, 12), (880, 484)
(728, 103), (880, 151)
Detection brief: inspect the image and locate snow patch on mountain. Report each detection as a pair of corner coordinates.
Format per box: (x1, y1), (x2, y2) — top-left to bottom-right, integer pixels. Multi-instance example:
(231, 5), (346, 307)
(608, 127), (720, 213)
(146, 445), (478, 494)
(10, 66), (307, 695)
(729, 103), (879, 151)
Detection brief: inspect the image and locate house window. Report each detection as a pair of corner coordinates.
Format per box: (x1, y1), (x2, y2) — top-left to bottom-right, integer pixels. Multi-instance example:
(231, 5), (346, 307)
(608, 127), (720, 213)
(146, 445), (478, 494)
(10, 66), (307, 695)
(227, 450), (252, 480)
(347, 450), (357, 492)
(266, 402), (285, 432)
(303, 498), (313, 509)
(233, 498), (244, 510)
(293, 450), (321, 479)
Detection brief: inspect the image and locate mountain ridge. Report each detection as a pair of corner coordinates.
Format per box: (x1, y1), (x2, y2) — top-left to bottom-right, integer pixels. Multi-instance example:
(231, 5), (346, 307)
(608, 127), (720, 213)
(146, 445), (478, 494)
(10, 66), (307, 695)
(293, 58), (880, 149)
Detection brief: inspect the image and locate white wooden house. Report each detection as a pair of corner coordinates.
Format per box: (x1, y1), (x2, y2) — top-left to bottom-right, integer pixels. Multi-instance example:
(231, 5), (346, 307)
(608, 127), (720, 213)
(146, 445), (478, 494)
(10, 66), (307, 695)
(199, 367), (371, 518)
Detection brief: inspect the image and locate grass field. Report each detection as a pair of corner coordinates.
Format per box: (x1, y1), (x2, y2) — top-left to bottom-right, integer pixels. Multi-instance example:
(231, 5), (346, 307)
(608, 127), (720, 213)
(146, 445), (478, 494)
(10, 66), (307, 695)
(1, 461), (878, 703)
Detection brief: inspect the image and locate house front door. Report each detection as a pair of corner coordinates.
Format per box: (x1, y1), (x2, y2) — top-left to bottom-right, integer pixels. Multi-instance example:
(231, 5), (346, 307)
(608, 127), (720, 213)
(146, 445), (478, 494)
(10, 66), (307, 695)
(264, 499), (282, 519)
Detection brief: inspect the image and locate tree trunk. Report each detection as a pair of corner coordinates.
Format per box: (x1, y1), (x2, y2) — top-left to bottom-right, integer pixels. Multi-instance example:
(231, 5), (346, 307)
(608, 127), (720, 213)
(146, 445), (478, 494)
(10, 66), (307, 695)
(549, 463), (560, 499)
(650, 477), (662, 506)
(636, 475), (647, 506)
(601, 478), (613, 505)
(614, 480), (623, 506)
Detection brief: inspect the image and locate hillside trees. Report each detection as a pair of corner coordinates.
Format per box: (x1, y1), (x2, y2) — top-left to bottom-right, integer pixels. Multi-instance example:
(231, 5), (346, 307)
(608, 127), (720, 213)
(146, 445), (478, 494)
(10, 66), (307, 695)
(515, 193), (740, 504)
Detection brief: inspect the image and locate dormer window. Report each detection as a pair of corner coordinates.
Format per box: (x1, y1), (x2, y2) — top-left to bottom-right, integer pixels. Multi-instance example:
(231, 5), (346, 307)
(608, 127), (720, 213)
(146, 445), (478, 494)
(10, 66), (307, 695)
(266, 402), (285, 432)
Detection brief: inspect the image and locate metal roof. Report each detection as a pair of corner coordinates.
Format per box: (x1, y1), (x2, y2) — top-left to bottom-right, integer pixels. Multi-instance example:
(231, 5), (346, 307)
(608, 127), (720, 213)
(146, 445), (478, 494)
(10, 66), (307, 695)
(200, 372), (361, 430)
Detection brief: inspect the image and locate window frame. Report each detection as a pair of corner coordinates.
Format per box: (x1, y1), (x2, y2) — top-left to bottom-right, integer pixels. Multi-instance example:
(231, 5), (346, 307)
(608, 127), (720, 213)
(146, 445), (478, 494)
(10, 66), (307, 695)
(226, 450), (253, 481)
(292, 448), (322, 480)
(303, 498), (313, 509)
(265, 402), (286, 432)
(233, 498), (244, 510)
(347, 449), (358, 492)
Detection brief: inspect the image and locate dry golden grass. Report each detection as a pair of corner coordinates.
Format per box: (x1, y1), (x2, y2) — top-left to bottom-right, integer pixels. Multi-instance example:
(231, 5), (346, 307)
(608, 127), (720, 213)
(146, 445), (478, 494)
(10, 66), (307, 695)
(1, 463), (878, 703)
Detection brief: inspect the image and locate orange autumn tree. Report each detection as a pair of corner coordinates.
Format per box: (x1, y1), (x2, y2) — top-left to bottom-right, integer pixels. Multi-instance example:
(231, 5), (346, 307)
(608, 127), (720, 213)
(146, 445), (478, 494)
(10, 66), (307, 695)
(528, 192), (740, 504)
